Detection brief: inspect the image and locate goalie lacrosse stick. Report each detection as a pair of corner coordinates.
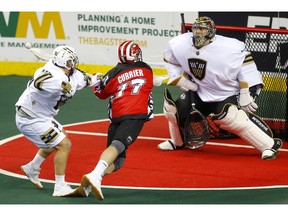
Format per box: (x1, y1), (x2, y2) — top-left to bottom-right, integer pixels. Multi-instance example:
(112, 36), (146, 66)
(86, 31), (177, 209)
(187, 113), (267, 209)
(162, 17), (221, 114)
(180, 13), (209, 149)
(180, 13), (186, 34)
(183, 91), (210, 149)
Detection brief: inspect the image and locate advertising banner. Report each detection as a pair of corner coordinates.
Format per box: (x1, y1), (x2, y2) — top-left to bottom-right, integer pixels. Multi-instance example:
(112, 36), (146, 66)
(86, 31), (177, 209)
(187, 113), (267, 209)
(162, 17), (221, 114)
(0, 12), (198, 67)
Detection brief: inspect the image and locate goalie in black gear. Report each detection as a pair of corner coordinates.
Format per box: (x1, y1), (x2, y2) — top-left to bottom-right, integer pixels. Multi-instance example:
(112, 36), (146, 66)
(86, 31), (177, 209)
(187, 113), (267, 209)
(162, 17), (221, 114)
(159, 87), (282, 160)
(159, 87), (237, 151)
(158, 15), (283, 160)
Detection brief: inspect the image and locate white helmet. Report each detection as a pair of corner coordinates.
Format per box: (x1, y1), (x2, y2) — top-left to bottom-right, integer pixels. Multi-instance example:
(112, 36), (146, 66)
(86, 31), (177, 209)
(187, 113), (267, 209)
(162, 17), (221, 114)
(52, 45), (79, 71)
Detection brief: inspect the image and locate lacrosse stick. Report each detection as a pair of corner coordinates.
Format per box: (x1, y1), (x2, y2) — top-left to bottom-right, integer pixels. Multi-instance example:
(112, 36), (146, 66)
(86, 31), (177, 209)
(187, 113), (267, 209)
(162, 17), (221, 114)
(25, 42), (52, 61)
(180, 14), (209, 149)
(180, 13), (186, 34)
(25, 42), (170, 86)
(184, 91), (210, 149)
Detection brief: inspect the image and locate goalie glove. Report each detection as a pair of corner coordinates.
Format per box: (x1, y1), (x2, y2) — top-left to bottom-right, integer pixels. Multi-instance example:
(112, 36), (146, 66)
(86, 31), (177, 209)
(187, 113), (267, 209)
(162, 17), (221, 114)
(239, 87), (258, 113)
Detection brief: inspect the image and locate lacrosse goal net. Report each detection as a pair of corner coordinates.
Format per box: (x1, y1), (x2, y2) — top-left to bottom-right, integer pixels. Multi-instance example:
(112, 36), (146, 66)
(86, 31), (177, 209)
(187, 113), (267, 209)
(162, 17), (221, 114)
(182, 23), (288, 141)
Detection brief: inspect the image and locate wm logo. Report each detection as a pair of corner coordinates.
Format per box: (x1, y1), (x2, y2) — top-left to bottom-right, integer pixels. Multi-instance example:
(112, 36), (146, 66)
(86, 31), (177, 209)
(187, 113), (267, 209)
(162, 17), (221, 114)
(0, 12), (65, 39)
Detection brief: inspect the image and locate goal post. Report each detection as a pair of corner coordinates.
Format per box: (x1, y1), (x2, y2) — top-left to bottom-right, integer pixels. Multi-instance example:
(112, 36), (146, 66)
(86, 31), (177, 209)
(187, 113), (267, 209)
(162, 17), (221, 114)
(181, 22), (288, 141)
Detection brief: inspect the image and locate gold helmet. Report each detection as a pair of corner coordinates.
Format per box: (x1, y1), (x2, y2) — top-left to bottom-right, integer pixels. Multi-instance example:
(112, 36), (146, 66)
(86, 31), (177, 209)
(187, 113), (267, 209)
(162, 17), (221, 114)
(192, 16), (216, 49)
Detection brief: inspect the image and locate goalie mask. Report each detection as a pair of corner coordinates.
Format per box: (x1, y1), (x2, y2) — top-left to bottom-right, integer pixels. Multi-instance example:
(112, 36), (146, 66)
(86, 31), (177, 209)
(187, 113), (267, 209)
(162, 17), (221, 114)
(118, 40), (142, 64)
(192, 16), (216, 49)
(52, 45), (79, 73)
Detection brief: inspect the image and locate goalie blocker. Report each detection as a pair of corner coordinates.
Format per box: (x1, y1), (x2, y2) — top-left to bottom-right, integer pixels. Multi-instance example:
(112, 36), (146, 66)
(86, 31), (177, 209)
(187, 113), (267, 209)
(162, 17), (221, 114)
(210, 103), (282, 160)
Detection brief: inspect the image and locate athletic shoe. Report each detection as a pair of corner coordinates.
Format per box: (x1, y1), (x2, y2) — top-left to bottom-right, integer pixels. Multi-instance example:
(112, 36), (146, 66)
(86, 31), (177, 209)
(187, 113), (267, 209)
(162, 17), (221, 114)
(21, 162), (43, 189)
(157, 140), (184, 151)
(52, 183), (77, 197)
(75, 185), (91, 197)
(81, 173), (104, 201)
(261, 138), (283, 160)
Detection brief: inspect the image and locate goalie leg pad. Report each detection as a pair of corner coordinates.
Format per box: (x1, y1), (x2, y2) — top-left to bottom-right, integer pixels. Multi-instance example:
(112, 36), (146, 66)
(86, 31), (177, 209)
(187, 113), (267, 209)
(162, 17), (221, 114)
(211, 103), (274, 152)
(162, 100), (184, 147)
(158, 88), (184, 149)
(261, 138), (282, 160)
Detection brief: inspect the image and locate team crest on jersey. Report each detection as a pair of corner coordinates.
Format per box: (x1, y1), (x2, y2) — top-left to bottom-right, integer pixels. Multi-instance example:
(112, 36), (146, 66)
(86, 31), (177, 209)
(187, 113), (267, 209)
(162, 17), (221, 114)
(188, 58), (207, 80)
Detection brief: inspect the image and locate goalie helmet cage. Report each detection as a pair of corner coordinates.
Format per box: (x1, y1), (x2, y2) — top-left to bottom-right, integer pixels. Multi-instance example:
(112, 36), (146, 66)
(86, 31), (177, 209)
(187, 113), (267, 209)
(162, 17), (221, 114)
(181, 22), (288, 141)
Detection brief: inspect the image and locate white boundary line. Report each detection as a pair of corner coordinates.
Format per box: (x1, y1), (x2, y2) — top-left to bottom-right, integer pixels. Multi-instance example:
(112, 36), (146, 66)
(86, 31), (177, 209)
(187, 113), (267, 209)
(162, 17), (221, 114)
(1, 168), (288, 191)
(65, 130), (288, 152)
(1, 114), (288, 190)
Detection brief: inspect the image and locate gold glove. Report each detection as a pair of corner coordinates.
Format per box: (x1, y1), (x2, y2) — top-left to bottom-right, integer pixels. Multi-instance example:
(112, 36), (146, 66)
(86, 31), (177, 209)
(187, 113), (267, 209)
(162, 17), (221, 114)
(61, 81), (72, 93)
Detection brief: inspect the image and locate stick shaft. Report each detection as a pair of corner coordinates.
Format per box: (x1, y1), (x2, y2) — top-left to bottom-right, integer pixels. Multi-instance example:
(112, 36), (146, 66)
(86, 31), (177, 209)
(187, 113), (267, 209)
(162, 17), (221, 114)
(28, 47), (52, 61)
(180, 13), (187, 33)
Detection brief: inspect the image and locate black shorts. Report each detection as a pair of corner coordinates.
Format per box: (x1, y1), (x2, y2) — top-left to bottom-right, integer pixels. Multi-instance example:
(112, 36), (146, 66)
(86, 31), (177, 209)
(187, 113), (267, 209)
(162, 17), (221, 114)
(176, 90), (238, 128)
(107, 118), (146, 158)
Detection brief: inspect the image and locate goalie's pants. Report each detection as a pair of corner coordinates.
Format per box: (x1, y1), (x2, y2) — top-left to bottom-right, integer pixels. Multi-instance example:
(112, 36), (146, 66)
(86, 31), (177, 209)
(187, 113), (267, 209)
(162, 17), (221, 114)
(175, 91), (238, 129)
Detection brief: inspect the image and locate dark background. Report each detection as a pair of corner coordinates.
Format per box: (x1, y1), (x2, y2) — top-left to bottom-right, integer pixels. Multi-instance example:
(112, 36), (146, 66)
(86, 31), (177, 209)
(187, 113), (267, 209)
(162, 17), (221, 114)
(199, 12), (288, 27)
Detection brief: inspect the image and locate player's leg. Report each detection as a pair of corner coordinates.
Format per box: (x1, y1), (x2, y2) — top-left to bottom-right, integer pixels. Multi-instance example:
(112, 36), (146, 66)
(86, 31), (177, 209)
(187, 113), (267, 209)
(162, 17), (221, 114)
(211, 103), (282, 160)
(81, 119), (145, 200)
(78, 122), (119, 199)
(36, 120), (77, 196)
(16, 114), (55, 189)
(158, 88), (191, 150)
(52, 134), (79, 196)
(17, 113), (77, 196)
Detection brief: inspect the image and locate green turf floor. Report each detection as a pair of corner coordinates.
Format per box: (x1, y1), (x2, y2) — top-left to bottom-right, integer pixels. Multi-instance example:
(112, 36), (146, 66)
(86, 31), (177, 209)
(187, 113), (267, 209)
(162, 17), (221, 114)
(1, 75), (288, 207)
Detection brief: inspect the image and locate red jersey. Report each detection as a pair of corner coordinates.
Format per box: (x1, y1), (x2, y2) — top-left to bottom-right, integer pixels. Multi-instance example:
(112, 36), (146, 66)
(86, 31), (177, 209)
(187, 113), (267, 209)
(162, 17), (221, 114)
(93, 61), (154, 122)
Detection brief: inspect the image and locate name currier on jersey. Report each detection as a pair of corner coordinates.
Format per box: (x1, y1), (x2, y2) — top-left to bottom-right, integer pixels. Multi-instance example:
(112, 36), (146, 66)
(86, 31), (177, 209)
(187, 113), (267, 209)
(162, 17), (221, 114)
(118, 69), (144, 84)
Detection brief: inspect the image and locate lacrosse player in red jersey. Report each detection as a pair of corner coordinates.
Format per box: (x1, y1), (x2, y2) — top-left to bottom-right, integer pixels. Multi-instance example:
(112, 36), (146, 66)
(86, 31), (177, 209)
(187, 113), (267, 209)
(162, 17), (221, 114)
(157, 16), (282, 160)
(15, 45), (103, 197)
(78, 40), (154, 200)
